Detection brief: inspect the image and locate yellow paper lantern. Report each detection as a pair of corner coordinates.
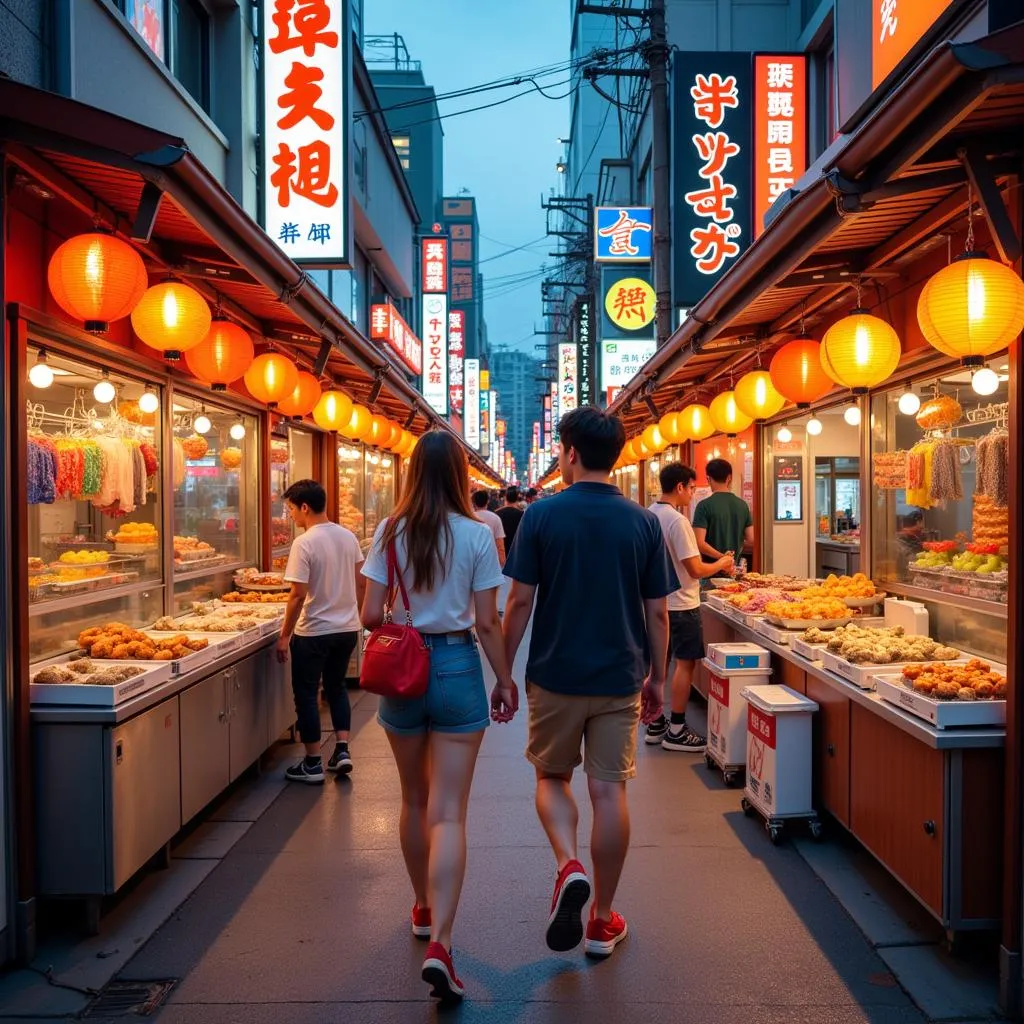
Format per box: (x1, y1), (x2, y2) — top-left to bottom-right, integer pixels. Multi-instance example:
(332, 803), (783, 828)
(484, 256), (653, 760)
(917, 254), (1024, 364)
(312, 390), (353, 431)
(635, 437), (651, 458)
(131, 281), (211, 360)
(641, 424), (667, 453)
(659, 412), (683, 444)
(709, 391), (754, 436)
(821, 309), (902, 392)
(244, 352), (299, 407)
(679, 403), (715, 441)
(620, 440), (637, 463)
(734, 370), (786, 420)
(47, 232), (148, 333)
(341, 404), (373, 440)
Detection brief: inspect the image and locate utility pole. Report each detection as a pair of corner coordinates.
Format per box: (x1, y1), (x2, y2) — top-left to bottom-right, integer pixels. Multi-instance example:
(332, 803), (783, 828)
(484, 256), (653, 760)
(647, 0), (672, 349)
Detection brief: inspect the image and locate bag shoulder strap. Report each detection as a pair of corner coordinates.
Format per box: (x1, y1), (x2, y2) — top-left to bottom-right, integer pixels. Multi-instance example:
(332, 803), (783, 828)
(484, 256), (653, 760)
(386, 540), (414, 626)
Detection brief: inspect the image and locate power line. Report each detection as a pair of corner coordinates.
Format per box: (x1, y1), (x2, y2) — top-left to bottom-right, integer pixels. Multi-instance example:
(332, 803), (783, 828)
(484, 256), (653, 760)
(478, 235), (550, 265)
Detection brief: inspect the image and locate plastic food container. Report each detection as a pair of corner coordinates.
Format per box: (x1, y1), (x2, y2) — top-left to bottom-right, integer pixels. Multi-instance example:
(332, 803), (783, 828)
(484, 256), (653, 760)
(707, 642), (771, 671)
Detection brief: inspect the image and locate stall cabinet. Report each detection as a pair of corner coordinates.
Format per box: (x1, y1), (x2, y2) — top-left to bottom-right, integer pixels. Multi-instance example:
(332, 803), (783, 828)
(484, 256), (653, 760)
(180, 673), (231, 825)
(228, 652), (269, 782)
(806, 677), (850, 827)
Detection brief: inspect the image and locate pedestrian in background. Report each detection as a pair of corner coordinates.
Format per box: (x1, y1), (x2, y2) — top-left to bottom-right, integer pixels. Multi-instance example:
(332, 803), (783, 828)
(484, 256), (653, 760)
(276, 480), (364, 783)
(496, 486), (525, 554)
(524, 487), (539, 507)
(503, 407), (677, 960)
(693, 458), (754, 573)
(472, 489), (507, 566)
(647, 463), (736, 751)
(361, 432), (519, 1005)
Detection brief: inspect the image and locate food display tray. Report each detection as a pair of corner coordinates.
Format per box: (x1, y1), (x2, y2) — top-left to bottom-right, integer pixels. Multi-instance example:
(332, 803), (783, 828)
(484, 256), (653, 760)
(790, 637), (826, 661)
(141, 631), (235, 674)
(821, 648), (967, 689)
(235, 581), (290, 593)
(764, 615), (854, 630)
(114, 542), (160, 555)
(705, 594), (731, 611)
(875, 675), (1006, 728)
(49, 571), (139, 595)
(843, 593), (886, 609)
(708, 578), (737, 589)
(30, 658), (173, 707)
(751, 618), (801, 646)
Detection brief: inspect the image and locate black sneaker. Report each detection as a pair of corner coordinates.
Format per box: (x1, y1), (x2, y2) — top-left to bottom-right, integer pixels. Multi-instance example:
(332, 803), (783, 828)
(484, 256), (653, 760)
(327, 745), (353, 775)
(662, 726), (706, 752)
(644, 715), (668, 744)
(285, 759), (324, 784)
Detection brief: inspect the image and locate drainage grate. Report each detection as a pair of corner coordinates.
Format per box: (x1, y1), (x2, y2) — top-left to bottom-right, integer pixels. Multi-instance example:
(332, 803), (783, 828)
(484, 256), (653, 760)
(80, 980), (176, 1018)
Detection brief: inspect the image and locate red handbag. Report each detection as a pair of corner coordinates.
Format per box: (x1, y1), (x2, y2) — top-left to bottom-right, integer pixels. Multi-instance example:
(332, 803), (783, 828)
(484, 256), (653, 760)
(360, 541), (430, 699)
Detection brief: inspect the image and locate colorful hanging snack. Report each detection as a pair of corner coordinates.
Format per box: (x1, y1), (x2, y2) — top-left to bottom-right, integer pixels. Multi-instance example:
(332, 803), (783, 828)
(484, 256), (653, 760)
(976, 428), (1008, 508)
(916, 394), (962, 431)
(27, 436), (57, 504)
(181, 434), (209, 460)
(172, 437), (186, 488)
(219, 446), (243, 470)
(872, 451), (907, 490)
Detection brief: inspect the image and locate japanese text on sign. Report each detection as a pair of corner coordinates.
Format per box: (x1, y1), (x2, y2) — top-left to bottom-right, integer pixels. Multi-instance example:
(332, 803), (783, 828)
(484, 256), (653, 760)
(747, 705), (777, 750)
(754, 56), (806, 237)
(464, 359), (480, 448)
(448, 310), (465, 415)
(558, 343), (578, 416)
(603, 277), (656, 332)
(600, 340), (656, 391)
(594, 207), (653, 262)
(421, 237), (448, 293)
(263, 0), (348, 263)
(369, 302), (422, 375)
(421, 293), (448, 415)
(576, 298), (592, 408)
(872, 0), (953, 89)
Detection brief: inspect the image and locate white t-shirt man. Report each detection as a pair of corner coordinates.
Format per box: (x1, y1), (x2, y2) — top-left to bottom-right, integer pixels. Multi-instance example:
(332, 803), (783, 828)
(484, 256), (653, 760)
(284, 522), (364, 635)
(648, 501), (701, 611)
(475, 508), (505, 546)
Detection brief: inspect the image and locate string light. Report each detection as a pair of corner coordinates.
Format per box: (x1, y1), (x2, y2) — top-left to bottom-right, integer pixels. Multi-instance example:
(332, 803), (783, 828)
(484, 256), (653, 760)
(777, 426), (793, 443)
(806, 416), (823, 436)
(898, 389), (921, 416)
(194, 412), (212, 434)
(971, 367), (999, 396)
(93, 371), (116, 404)
(230, 420), (246, 440)
(138, 386), (159, 414)
(843, 405), (861, 426)
(29, 350), (54, 389)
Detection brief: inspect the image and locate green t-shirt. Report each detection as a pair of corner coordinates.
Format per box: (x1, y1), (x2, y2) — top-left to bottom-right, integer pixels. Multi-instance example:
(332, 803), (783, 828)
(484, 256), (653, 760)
(692, 491), (753, 563)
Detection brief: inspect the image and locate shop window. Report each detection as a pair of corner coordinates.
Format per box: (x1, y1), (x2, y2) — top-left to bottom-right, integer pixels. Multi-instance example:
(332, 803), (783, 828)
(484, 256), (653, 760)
(364, 447), (396, 544)
(337, 443), (366, 541)
(26, 345), (165, 661)
(391, 134), (411, 171)
(270, 426), (314, 570)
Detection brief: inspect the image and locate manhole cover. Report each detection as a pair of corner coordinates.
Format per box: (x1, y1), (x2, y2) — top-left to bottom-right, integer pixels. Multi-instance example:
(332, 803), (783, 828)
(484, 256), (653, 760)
(80, 980), (176, 1018)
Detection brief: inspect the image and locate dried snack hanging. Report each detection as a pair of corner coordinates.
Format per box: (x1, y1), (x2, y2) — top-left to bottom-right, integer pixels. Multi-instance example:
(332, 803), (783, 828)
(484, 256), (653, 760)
(930, 439), (962, 503)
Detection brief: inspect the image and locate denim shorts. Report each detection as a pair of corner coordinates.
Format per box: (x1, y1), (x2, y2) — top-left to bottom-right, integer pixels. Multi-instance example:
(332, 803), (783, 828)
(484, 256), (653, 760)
(377, 634), (490, 736)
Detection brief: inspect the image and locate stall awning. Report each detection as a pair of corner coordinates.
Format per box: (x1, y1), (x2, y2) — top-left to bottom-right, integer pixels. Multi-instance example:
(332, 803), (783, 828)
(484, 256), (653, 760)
(607, 22), (1024, 437)
(0, 79), (503, 483)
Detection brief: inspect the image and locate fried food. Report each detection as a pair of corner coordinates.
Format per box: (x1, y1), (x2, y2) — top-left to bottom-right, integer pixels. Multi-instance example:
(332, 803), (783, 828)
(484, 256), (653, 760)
(899, 659), (1005, 701)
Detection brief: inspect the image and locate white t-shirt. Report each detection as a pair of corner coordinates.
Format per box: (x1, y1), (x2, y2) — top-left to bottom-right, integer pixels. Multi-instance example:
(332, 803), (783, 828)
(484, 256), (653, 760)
(283, 521), (364, 636)
(475, 508), (505, 544)
(362, 514), (505, 633)
(649, 501), (701, 611)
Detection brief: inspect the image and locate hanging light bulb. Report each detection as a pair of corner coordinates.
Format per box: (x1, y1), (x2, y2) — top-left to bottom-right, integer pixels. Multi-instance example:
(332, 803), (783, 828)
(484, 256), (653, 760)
(843, 405), (861, 426)
(230, 419), (246, 440)
(777, 426), (793, 443)
(138, 386), (159, 414)
(898, 389), (921, 416)
(93, 371), (116, 404)
(29, 350), (54, 389)
(194, 412), (212, 434)
(971, 367), (999, 396)
(806, 416), (823, 436)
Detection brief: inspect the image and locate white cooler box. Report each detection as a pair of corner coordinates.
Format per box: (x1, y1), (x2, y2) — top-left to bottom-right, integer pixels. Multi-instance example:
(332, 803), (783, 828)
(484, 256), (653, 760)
(706, 642), (771, 672)
(741, 684), (820, 842)
(702, 657), (771, 784)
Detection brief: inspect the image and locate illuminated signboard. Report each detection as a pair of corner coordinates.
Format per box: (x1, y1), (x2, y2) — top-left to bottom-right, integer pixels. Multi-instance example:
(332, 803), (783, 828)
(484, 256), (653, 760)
(754, 55), (807, 237)
(594, 207), (653, 262)
(576, 296), (593, 408)
(558, 342), (578, 416)
(421, 237), (448, 293)
(488, 391), (497, 455)
(601, 268), (656, 342)
(448, 310), (465, 414)
(550, 381), (560, 448)
(421, 293), (448, 415)
(873, 0), (954, 89)
(369, 301), (422, 375)
(672, 51), (752, 306)
(543, 393), (552, 450)
(600, 339), (657, 392)
(464, 359), (480, 448)
(262, 0), (350, 264)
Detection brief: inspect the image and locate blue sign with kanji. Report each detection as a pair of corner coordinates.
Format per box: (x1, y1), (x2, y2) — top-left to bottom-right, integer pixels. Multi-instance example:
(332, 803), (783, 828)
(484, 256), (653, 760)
(594, 207), (653, 263)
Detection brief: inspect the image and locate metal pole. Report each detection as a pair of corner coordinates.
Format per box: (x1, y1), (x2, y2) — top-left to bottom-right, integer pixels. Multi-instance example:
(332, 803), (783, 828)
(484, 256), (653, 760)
(647, 0), (671, 349)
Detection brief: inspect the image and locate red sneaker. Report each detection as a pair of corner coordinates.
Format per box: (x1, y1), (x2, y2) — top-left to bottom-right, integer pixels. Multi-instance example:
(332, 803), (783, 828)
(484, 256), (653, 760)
(421, 941), (465, 1002)
(585, 909), (628, 958)
(546, 859), (591, 951)
(411, 904), (431, 940)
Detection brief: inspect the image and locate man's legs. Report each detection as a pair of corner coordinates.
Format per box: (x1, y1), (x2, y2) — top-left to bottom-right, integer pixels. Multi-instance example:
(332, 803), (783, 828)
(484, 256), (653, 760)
(587, 776), (630, 920)
(662, 610), (706, 751)
(535, 768), (579, 869)
(322, 632), (358, 743)
(289, 635), (326, 757)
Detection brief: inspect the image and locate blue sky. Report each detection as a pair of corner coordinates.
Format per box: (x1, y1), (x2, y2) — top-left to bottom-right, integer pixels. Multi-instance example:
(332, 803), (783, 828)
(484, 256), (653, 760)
(367, 0), (569, 355)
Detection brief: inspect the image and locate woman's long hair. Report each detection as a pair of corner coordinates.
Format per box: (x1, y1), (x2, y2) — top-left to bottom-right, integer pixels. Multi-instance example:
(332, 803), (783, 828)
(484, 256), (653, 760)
(381, 431), (474, 591)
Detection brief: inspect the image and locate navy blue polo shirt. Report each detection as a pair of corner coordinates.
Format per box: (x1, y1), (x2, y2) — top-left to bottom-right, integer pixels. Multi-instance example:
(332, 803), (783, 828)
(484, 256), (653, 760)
(504, 482), (679, 697)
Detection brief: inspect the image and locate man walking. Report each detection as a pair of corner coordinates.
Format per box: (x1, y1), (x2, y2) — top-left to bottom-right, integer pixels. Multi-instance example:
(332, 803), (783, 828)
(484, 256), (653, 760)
(647, 463), (736, 751)
(496, 486), (525, 555)
(693, 458), (754, 571)
(472, 489), (507, 565)
(276, 480), (365, 784)
(503, 407), (677, 959)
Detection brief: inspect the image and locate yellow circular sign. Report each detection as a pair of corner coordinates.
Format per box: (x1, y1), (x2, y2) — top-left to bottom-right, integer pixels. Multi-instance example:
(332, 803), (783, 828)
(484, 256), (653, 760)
(604, 277), (656, 331)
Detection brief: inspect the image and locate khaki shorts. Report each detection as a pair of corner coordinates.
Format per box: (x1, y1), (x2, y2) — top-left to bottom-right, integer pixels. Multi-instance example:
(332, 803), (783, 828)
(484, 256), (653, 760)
(525, 682), (642, 783)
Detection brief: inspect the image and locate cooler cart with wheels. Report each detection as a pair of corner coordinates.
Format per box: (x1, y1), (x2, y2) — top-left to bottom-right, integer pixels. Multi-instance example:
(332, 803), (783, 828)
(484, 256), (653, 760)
(702, 647), (771, 787)
(739, 684), (820, 844)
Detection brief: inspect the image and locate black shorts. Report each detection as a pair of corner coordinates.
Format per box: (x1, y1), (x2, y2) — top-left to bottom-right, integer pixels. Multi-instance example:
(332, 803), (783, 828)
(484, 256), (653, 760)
(668, 609), (704, 663)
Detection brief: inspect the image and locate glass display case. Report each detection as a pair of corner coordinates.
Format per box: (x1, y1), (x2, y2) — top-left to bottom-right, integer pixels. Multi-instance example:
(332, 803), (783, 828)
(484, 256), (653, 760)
(364, 448), (396, 547)
(269, 426), (314, 570)
(336, 443), (396, 553)
(171, 393), (258, 611)
(337, 443), (366, 539)
(870, 356), (1008, 661)
(26, 345), (166, 661)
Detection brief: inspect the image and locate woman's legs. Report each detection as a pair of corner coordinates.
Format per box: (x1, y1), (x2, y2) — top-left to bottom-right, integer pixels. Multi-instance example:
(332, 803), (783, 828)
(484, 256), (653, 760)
(385, 731), (431, 909)
(427, 730), (485, 949)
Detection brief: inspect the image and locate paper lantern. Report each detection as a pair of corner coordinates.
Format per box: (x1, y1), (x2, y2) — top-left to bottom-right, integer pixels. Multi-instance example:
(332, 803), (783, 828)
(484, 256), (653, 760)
(131, 281), (211, 360)
(734, 370), (786, 420)
(367, 413), (391, 447)
(679, 403), (715, 441)
(659, 412), (683, 444)
(312, 390), (353, 431)
(769, 339), (833, 408)
(821, 309), (901, 392)
(244, 352), (299, 407)
(709, 391), (754, 436)
(278, 372), (322, 418)
(385, 421), (404, 449)
(917, 254), (1024, 364)
(641, 424), (667, 454)
(342, 404), (373, 440)
(620, 440), (637, 463)
(47, 232), (148, 333)
(185, 320), (254, 390)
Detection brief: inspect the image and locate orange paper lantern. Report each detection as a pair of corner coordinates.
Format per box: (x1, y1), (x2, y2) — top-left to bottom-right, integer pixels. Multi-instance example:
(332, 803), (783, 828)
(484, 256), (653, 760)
(821, 309), (901, 392)
(342, 404), (373, 440)
(185, 320), (254, 390)
(312, 390), (354, 431)
(278, 372), (322, 418)
(48, 232), (148, 333)
(367, 414), (391, 448)
(658, 412), (683, 444)
(131, 281), (211, 360)
(769, 339), (833, 408)
(244, 352), (299, 407)
(679, 404), (715, 441)
(385, 421), (404, 449)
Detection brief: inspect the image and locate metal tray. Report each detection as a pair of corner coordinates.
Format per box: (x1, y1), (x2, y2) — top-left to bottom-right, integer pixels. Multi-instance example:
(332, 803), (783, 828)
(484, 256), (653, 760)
(874, 675), (1006, 729)
(235, 581), (290, 593)
(821, 648), (968, 689)
(30, 658), (173, 707)
(790, 637), (826, 661)
(141, 631), (235, 674)
(764, 614), (854, 630)
(843, 593), (886, 609)
(751, 618), (801, 646)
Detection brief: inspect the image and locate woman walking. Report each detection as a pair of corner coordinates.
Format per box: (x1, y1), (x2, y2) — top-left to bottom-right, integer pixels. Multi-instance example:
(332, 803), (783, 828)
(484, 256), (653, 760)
(361, 431), (519, 1004)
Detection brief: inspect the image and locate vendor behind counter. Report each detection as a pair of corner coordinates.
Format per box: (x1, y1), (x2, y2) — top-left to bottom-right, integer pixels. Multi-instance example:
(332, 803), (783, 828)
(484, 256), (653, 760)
(693, 458), (754, 573)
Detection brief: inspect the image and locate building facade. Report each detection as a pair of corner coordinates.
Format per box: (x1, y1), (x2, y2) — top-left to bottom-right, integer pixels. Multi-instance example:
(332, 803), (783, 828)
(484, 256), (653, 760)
(490, 348), (540, 475)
